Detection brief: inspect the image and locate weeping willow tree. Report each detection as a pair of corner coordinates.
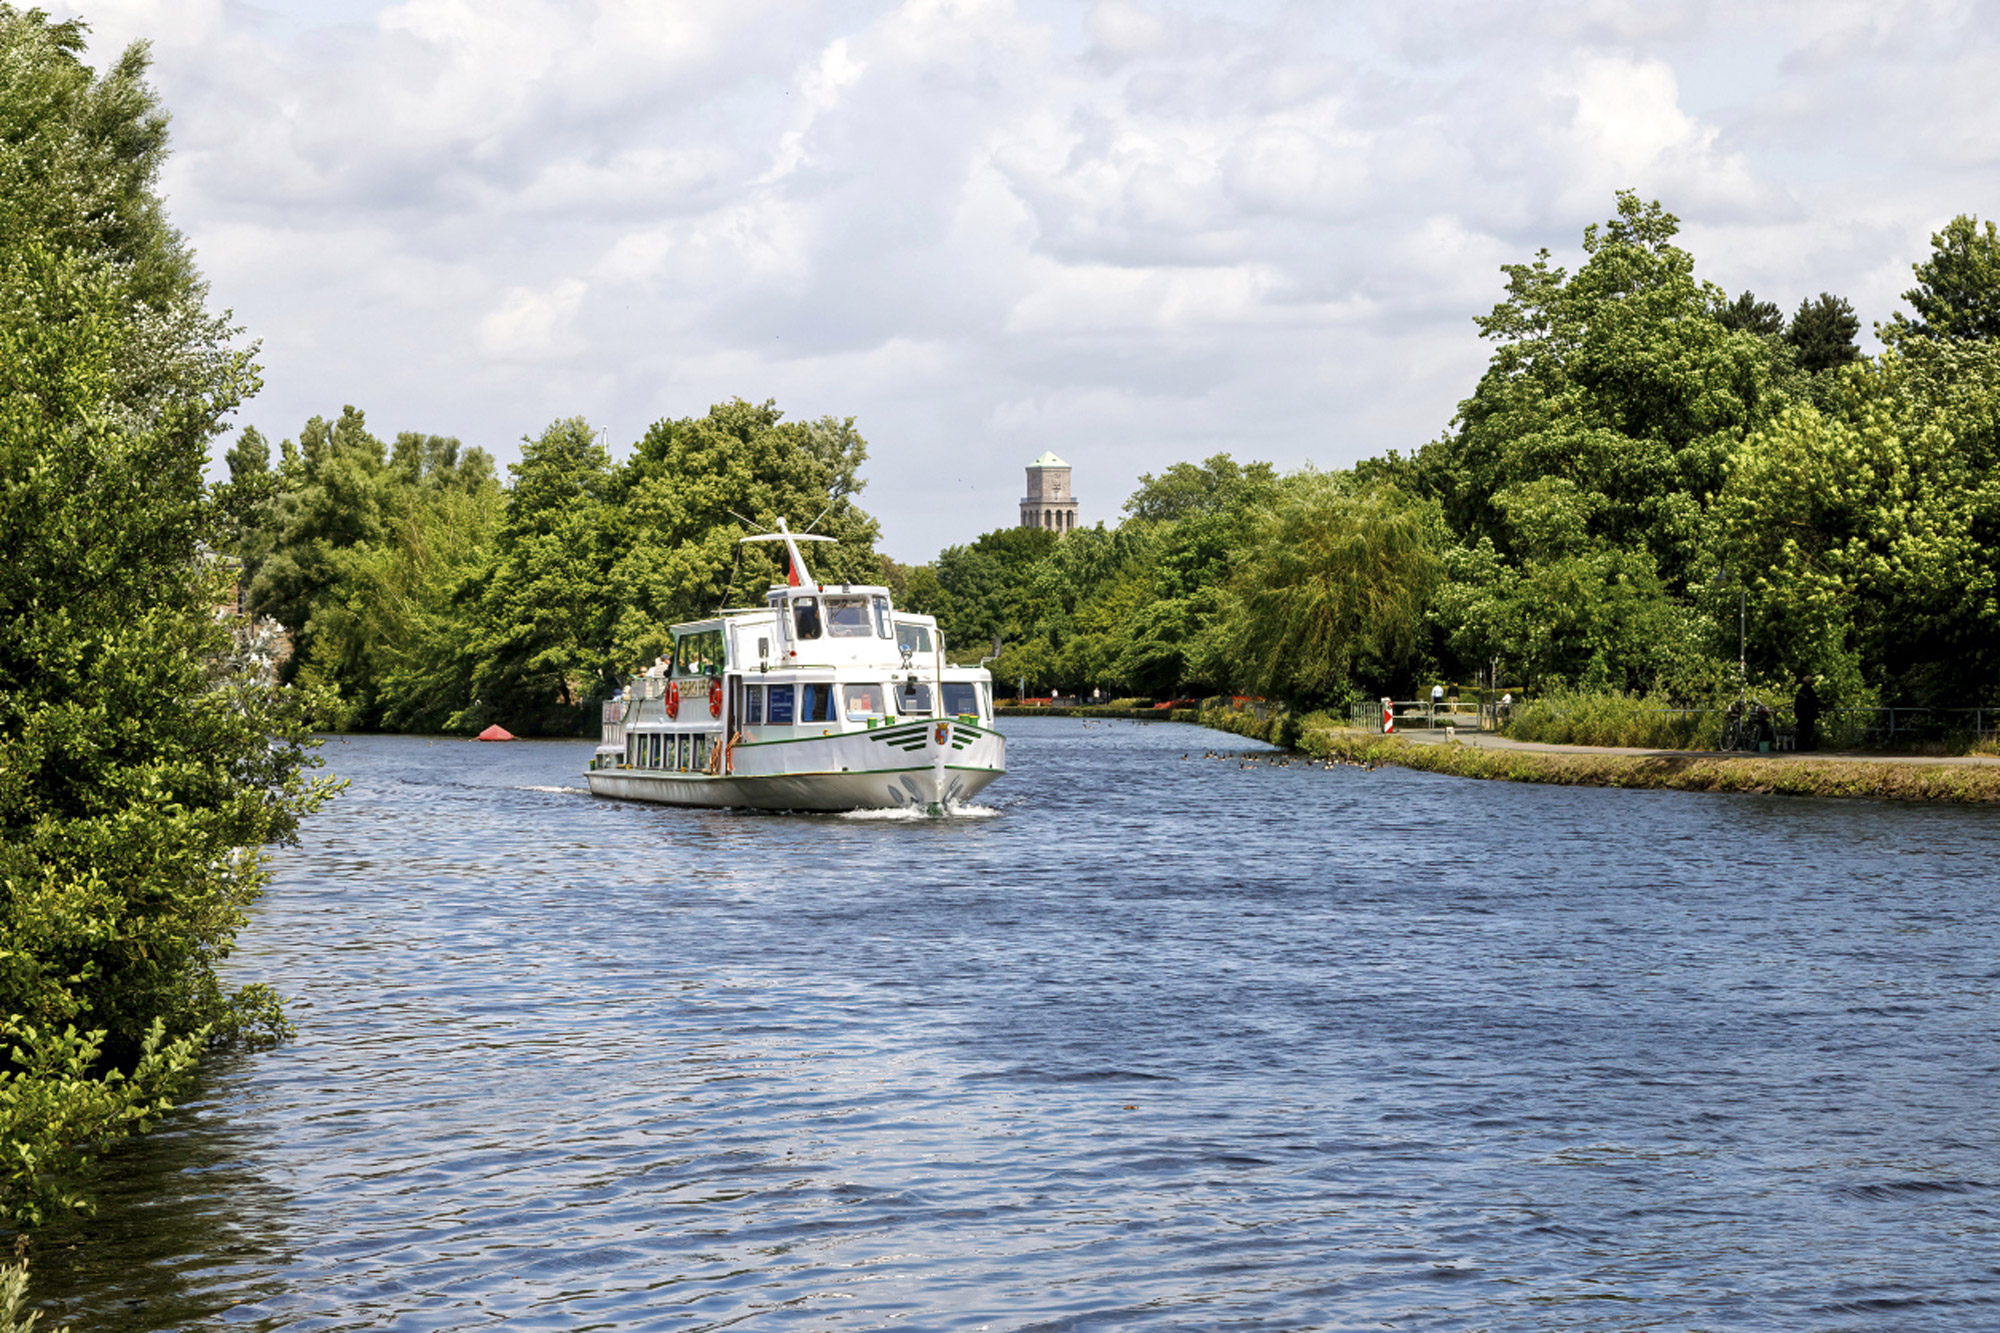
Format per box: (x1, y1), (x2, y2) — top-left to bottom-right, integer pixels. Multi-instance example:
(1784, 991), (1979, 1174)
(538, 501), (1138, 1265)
(1224, 473), (1443, 705)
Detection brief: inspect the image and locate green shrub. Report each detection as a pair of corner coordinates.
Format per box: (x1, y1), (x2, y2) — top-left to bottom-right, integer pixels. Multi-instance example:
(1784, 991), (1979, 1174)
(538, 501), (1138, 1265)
(1502, 688), (1723, 749)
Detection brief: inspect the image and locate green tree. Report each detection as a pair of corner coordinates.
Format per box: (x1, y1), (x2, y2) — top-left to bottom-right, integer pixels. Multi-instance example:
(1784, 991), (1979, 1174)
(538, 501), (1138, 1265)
(0, 6), (329, 1226)
(1786, 292), (1861, 373)
(453, 418), (617, 732)
(1883, 214), (2000, 344)
(1422, 192), (1796, 591)
(1123, 454), (1278, 523)
(609, 401), (882, 666)
(1224, 474), (1442, 705)
(1717, 289), (1785, 337)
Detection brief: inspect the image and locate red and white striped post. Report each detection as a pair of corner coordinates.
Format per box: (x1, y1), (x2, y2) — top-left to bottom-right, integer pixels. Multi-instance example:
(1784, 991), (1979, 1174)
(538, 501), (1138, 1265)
(1382, 697), (1394, 734)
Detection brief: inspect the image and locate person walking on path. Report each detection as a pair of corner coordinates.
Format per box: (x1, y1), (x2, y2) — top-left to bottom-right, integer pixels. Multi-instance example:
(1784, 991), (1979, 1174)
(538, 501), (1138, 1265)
(1795, 678), (1821, 752)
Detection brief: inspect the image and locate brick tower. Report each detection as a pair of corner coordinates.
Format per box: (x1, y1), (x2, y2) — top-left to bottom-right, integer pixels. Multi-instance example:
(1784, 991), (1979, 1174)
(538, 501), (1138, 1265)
(1020, 451), (1079, 533)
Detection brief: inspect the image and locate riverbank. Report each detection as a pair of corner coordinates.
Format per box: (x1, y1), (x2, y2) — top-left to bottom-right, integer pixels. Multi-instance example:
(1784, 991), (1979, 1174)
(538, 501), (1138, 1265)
(996, 705), (1200, 721)
(1196, 707), (2000, 803)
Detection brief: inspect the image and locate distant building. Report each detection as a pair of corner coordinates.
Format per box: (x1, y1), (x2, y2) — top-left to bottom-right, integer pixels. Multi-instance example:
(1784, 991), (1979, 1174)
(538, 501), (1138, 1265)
(1020, 451), (1079, 533)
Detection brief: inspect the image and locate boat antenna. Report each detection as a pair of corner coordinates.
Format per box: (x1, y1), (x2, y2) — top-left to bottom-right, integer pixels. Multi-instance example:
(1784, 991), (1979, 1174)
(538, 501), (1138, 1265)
(801, 502), (833, 535)
(737, 516), (837, 588)
(726, 509), (770, 534)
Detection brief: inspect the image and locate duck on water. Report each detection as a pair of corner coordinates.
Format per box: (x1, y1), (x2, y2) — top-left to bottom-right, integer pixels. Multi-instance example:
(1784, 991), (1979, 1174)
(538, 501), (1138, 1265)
(585, 520), (1006, 813)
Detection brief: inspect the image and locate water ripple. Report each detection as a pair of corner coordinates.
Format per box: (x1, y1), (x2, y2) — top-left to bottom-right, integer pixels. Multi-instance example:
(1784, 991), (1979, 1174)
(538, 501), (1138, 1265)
(32, 724), (2000, 1331)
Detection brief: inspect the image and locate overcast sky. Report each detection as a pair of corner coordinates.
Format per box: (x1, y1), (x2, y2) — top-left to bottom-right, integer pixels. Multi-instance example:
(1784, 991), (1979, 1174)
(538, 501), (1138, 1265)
(54, 0), (2000, 557)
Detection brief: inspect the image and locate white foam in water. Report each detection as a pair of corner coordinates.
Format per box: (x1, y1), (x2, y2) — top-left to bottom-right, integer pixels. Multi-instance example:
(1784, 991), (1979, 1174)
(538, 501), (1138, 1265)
(518, 785), (592, 796)
(839, 803), (1002, 821)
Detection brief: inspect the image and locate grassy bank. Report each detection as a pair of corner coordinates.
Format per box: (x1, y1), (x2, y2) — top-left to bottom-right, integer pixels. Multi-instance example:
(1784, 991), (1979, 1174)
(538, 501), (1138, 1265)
(1197, 708), (2000, 803)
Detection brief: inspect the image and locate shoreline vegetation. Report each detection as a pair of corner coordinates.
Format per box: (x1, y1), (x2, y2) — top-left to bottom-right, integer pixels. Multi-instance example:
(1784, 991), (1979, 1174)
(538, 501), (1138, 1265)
(344, 702), (2000, 802)
(990, 704), (2000, 803)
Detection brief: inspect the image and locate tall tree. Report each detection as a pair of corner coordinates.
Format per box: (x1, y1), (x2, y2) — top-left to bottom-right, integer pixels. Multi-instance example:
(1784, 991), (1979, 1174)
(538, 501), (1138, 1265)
(1882, 214), (2000, 344)
(0, 5), (328, 1226)
(1786, 292), (1862, 373)
(609, 400), (882, 666)
(459, 417), (617, 732)
(1717, 289), (1785, 337)
(1225, 474), (1443, 705)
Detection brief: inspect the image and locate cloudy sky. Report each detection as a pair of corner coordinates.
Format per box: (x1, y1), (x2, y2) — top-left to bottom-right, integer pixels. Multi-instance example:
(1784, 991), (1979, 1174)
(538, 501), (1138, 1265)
(53, 0), (2000, 557)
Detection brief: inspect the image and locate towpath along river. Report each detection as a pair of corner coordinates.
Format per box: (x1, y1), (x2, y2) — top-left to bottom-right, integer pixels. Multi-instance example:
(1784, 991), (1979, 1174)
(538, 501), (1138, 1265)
(36, 718), (2000, 1331)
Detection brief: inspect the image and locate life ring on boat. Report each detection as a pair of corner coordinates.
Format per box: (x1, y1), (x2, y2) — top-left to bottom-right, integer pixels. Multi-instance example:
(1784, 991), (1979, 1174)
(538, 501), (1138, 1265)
(666, 680), (680, 719)
(709, 682), (722, 719)
(935, 721), (950, 746)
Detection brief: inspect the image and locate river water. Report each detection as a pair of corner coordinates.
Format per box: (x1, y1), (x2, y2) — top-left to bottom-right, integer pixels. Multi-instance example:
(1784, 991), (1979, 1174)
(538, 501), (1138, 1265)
(33, 719), (2000, 1330)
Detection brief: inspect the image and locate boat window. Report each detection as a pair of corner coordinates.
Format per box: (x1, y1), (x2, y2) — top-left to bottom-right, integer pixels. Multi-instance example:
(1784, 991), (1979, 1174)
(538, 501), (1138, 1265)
(942, 682), (980, 719)
(895, 622), (932, 655)
(843, 684), (887, 719)
(872, 596), (893, 638)
(767, 684), (795, 725)
(800, 683), (836, 723)
(893, 681), (933, 714)
(746, 685), (765, 725)
(673, 628), (725, 675)
(823, 596), (872, 638)
(793, 597), (822, 640)
(693, 734), (707, 770)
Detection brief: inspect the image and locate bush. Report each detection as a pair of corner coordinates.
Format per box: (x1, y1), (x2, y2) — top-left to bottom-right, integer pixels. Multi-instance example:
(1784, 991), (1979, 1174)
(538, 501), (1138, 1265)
(1502, 688), (1723, 749)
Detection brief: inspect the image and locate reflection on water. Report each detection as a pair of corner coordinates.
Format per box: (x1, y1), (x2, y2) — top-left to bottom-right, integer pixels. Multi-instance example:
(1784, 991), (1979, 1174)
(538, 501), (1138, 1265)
(31, 723), (2000, 1330)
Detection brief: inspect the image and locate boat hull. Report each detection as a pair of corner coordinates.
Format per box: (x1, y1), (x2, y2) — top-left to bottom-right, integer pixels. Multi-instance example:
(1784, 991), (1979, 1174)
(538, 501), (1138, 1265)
(585, 720), (1006, 812)
(584, 763), (1003, 811)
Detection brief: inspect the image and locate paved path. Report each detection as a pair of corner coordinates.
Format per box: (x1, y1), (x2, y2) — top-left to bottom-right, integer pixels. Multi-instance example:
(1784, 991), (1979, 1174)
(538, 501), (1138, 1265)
(1370, 726), (2000, 768)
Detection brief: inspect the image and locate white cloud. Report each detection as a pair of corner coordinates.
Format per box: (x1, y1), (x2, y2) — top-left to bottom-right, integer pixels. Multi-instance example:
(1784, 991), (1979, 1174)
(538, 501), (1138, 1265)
(41, 0), (2000, 555)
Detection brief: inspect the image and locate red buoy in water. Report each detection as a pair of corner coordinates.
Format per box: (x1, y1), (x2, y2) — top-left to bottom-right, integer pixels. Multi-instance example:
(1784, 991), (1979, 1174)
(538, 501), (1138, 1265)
(475, 724), (515, 742)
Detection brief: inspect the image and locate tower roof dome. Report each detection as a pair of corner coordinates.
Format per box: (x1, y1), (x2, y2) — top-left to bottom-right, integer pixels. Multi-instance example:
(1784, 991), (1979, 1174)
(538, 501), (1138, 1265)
(1028, 450), (1068, 467)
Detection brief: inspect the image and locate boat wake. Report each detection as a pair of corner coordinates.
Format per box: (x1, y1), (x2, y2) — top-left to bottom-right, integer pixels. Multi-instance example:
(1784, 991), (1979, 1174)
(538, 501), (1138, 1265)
(518, 784), (593, 796)
(840, 803), (1002, 822)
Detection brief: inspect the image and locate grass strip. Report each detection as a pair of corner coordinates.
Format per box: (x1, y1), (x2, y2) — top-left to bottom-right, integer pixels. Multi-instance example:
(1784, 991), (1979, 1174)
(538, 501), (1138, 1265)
(1197, 708), (2000, 804)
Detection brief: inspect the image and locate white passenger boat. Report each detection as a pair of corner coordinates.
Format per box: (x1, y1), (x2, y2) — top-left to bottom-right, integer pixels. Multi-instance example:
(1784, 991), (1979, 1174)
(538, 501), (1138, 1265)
(585, 521), (1006, 812)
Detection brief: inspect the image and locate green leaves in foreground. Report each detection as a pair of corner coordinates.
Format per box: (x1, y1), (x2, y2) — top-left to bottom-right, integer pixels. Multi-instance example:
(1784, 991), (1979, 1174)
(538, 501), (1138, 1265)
(1, 6), (332, 1228)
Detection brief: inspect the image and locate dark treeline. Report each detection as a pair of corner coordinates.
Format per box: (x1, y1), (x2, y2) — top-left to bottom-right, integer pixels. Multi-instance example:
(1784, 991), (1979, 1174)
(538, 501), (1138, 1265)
(909, 196), (2000, 718)
(226, 195), (2000, 734)
(222, 402), (883, 735)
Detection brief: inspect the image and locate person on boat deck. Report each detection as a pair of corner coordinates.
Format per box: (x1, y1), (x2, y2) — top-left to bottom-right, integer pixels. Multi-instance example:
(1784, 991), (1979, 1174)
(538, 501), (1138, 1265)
(645, 655), (667, 678)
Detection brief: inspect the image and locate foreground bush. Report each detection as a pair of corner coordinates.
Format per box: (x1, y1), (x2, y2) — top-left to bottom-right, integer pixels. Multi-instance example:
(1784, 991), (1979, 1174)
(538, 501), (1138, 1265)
(0, 8), (332, 1228)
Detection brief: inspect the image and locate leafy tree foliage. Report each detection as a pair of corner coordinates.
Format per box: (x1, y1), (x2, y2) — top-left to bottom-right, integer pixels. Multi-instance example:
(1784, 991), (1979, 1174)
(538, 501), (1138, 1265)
(1225, 476), (1441, 705)
(0, 6), (329, 1227)
(610, 401), (881, 666)
(1786, 293), (1861, 373)
(1717, 290), (1784, 337)
(1883, 214), (2000, 344)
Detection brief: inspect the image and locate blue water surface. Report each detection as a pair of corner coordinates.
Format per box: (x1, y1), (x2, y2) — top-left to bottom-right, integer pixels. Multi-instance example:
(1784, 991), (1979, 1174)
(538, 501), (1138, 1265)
(35, 720), (2000, 1330)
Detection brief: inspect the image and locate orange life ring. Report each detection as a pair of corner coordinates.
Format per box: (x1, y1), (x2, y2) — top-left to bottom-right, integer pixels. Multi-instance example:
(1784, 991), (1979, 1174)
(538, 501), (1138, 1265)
(666, 680), (680, 719)
(709, 682), (722, 719)
(935, 721), (950, 746)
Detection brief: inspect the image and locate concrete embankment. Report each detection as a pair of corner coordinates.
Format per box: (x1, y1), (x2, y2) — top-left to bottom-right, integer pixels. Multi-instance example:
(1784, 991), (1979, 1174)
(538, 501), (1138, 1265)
(1194, 707), (2000, 803)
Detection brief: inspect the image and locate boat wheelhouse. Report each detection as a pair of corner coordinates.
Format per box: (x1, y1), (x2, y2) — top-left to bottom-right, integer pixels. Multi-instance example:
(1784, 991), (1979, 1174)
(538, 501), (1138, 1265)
(585, 521), (1005, 812)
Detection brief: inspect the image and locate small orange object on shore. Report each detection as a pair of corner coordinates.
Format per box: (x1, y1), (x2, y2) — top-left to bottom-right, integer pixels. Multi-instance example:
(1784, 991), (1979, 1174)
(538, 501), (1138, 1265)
(474, 724), (515, 742)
